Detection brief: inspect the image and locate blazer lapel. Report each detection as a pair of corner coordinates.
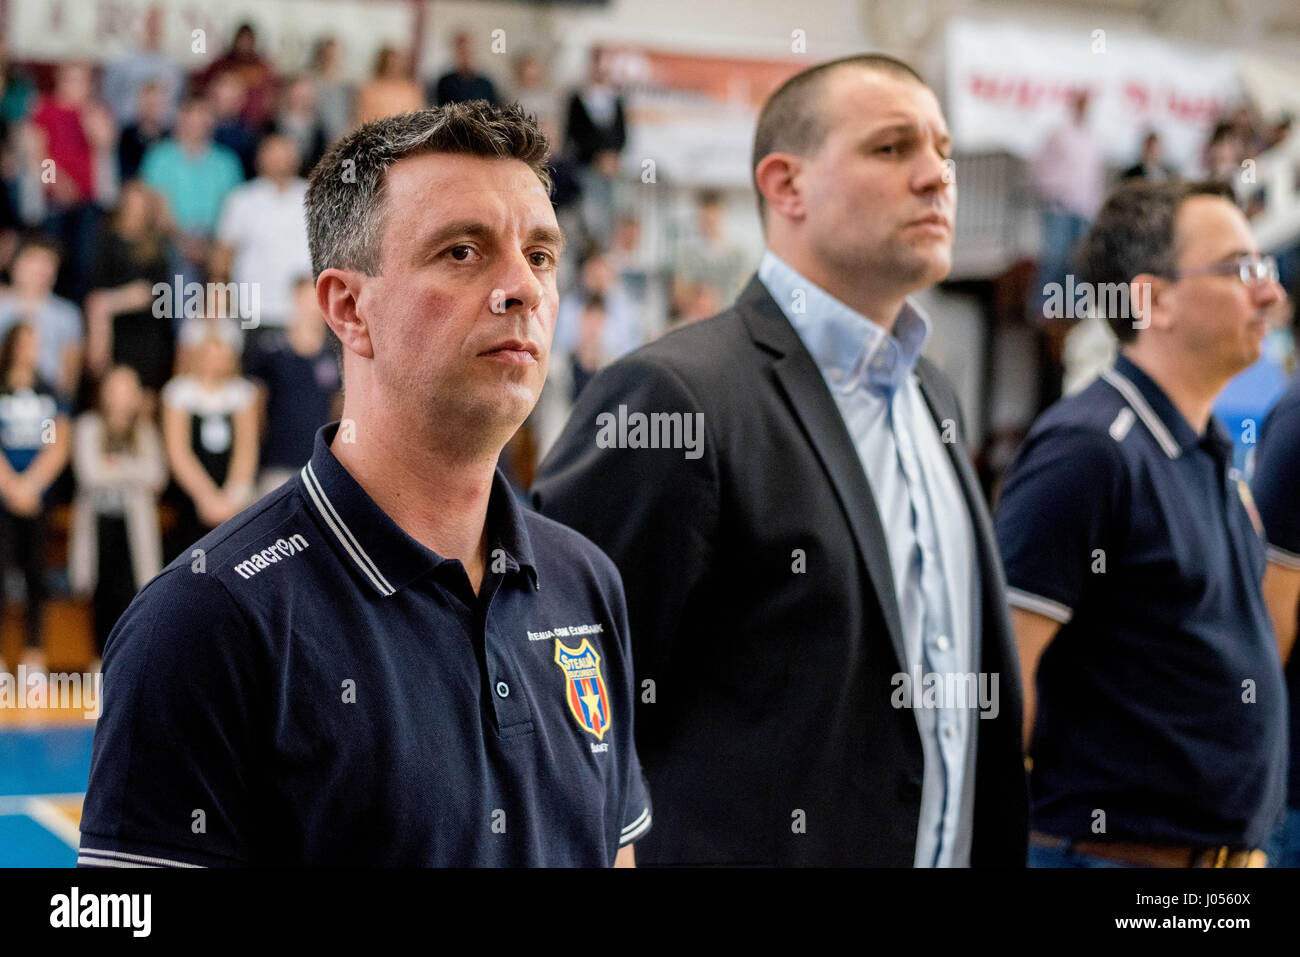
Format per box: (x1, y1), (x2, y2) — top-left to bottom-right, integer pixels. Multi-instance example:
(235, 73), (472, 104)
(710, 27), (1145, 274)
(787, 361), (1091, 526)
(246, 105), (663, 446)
(738, 277), (908, 672)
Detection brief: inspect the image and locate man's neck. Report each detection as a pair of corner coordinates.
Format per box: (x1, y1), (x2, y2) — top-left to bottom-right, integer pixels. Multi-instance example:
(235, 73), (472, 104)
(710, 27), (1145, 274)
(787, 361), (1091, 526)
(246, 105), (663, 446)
(1121, 344), (1226, 436)
(329, 404), (499, 594)
(769, 246), (907, 334)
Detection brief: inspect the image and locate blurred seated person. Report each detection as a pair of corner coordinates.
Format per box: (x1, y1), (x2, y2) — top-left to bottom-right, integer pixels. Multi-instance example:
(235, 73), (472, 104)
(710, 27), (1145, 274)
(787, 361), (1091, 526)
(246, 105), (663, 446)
(554, 246), (643, 361)
(70, 366), (166, 664)
(267, 76), (330, 177)
(160, 330), (257, 560)
(0, 322), (70, 675)
(1121, 131), (1177, 182)
(210, 71), (259, 179)
(244, 277), (340, 496)
(0, 236), (83, 401)
(431, 31), (499, 107)
(530, 293), (608, 464)
(198, 22), (276, 130)
(355, 46), (424, 126)
(117, 79), (171, 182)
(139, 96), (243, 278)
(85, 181), (176, 398)
(672, 189), (750, 304)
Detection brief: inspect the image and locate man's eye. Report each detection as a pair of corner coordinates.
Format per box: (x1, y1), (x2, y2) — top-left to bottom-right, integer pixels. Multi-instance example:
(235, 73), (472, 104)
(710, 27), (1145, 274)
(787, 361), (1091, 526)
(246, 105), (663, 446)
(530, 251), (555, 268)
(448, 245), (474, 261)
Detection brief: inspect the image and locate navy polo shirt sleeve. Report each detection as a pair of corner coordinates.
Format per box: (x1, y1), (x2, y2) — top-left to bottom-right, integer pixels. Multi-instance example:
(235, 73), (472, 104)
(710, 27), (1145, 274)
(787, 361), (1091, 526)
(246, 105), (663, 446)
(995, 425), (1125, 624)
(603, 554), (652, 847)
(1253, 391), (1300, 567)
(78, 570), (264, 868)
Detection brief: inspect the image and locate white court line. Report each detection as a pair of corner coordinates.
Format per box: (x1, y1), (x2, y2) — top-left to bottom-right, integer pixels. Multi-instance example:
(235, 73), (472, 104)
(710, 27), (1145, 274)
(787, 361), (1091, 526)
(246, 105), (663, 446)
(0, 793), (85, 849)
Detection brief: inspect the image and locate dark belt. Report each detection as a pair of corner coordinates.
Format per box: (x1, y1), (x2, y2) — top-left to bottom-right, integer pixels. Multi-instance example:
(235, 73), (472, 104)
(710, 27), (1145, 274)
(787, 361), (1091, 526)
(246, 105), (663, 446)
(1030, 831), (1267, 868)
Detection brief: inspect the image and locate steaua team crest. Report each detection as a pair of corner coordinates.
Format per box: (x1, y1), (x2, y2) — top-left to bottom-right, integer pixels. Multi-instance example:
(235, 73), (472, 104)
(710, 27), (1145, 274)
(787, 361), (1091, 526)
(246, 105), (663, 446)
(554, 638), (612, 741)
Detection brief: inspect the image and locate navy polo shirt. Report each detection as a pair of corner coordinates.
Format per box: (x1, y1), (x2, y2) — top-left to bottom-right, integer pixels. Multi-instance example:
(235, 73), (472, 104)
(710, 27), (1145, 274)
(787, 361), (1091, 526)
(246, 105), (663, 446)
(79, 422), (651, 867)
(1250, 375), (1300, 808)
(995, 353), (1287, 848)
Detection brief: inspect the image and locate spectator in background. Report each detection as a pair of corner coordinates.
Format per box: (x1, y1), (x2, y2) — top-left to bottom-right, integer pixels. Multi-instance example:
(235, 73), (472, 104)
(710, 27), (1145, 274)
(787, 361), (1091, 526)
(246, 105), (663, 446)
(355, 46), (424, 127)
(140, 95), (243, 278)
(565, 48), (626, 246)
(0, 236), (83, 401)
(85, 181), (176, 396)
(0, 322), (70, 674)
(673, 189), (750, 306)
(554, 246), (643, 361)
(1204, 120), (1247, 186)
(1121, 130), (1177, 182)
(308, 35), (354, 143)
(117, 79), (171, 182)
(1028, 91), (1104, 322)
(160, 330), (257, 560)
(211, 133), (311, 358)
(432, 31), (499, 107)
(267, 76), (329, 177)
(198, 22), (276, 130)
(1250, 364), (1300, 868)
(511, 52), (557, 133)
(101, 7), (184, 128)
(210, 71), (259, 178)
(531, 292), (608, 464)
(245, 277), (340, 496)
(29, 62), (117, 301)
(608, 212), (667, 341)
(564, 47), (626, 167)
(70, 365), (165, 664)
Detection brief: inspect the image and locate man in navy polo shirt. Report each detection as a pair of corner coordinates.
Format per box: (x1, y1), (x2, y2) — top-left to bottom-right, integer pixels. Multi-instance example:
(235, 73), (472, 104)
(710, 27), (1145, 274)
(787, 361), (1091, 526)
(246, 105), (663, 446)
(1250, 368), (1300, 866)
(78, 102), (651, 867)
(996, 179), (1288, 867)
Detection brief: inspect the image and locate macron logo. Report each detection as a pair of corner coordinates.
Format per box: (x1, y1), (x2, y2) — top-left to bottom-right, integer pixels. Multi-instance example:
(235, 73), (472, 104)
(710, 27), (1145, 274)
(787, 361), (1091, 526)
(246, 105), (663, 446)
(233, 534), (310, 580)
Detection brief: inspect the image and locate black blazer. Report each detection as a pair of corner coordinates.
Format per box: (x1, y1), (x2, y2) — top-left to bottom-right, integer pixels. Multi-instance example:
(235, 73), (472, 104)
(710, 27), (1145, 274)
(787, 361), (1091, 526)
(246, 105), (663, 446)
(532, 276), (1028, 866)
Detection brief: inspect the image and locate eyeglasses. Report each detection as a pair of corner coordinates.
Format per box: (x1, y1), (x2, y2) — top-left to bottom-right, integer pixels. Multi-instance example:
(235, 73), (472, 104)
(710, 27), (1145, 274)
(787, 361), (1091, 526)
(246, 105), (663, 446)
(1171, 255), (1279, 288)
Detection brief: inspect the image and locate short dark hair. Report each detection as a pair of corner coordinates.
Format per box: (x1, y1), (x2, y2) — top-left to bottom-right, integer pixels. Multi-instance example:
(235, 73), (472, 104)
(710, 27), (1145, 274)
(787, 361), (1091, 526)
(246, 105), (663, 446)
(751, 54), (927, 227)
(305, 101), (552, 278)
(1075, 179), (1238, 343)
(15, 232), (63, 263)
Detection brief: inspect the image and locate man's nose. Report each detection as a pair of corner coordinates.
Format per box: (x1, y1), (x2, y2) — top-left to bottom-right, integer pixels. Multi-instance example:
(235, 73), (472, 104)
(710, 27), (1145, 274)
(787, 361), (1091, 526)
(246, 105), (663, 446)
(1253, 276), (1286, 312)
(492, 251), (545, 314)
(914, 147), (952, 194)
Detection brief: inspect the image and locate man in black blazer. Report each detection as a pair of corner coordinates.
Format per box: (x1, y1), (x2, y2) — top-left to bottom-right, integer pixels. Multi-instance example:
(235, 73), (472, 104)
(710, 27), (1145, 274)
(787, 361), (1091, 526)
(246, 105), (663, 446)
(532, 54), (1028, 866)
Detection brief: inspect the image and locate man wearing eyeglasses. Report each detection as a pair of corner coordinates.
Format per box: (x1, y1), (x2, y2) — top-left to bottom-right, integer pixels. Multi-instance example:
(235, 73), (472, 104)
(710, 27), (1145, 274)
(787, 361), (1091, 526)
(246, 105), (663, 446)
(995, 179), (1289, 867)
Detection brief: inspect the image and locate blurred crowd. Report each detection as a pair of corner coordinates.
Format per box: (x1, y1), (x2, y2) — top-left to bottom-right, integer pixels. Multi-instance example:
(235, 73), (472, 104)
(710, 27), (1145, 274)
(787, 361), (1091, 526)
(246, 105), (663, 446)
(0, 21), (755, 673)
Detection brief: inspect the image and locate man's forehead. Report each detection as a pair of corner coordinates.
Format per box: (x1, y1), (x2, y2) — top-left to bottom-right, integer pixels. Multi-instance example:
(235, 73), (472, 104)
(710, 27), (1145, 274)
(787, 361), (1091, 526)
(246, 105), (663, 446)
(824, 68), (947, 132)
(1175, 195), (1254, 262)
(384, 154), (555, 228)
(386, 152), (550, 200)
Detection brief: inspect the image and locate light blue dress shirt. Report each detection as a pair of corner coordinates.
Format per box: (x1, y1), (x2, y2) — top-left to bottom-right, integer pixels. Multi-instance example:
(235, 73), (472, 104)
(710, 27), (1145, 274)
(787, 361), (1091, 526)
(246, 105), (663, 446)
(758, 250), (980, 867)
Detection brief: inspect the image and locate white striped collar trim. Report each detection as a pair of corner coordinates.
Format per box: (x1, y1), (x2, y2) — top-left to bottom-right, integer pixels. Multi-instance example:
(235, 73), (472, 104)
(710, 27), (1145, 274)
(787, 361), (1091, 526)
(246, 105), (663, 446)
(300, 462), (396, 596)
(77, 847), (205, 868)
(1266, 544), (1300, 571)
(619, 807), (652, 845)
(1007, 587), (1073, 625)
(1099, 367), (1182, 459)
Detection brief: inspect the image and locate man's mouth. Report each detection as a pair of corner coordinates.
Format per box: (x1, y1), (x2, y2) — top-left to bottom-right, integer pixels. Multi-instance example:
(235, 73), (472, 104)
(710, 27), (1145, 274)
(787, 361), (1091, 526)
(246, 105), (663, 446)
(479, 339), (540, 364)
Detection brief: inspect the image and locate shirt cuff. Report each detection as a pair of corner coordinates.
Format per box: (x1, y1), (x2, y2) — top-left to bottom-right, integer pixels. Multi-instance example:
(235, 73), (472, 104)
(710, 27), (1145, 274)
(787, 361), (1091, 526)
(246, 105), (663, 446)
(1007, 587), (1073, 625)
(619, 806), (652, 845)
(1266, 544), (1300, 571)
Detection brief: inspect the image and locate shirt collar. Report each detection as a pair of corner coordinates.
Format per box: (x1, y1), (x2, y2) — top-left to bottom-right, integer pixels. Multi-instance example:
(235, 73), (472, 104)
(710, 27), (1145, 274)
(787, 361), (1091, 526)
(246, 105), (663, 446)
(1101, 353), (1232, 462)
(757, 248), (930, 396)
(300, 422), (537, 597)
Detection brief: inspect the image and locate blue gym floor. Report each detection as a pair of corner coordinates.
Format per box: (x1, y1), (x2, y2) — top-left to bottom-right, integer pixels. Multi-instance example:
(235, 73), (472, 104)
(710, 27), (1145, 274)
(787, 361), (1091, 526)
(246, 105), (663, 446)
(0, 725), (94, 867)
